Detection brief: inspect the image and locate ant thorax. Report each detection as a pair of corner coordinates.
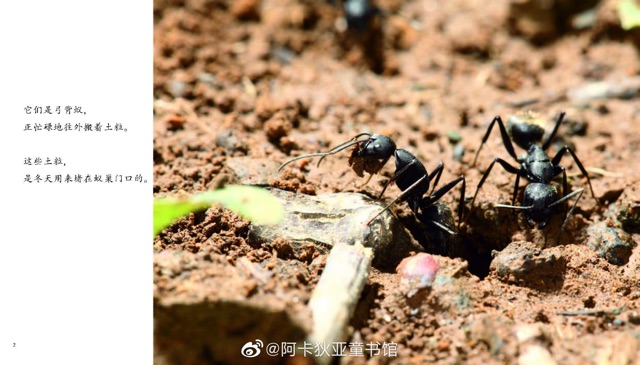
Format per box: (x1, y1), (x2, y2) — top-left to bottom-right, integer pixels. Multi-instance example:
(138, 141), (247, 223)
(393, 148), (429, 198)
(522, 144), (554, 183)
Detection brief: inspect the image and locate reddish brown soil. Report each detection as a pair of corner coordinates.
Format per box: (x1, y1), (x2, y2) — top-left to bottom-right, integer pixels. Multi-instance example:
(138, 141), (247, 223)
(154, 0), (640, 364)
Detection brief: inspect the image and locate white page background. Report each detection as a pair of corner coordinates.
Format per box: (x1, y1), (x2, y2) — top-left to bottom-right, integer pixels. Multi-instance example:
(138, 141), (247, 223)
(0, 1), (152, 364)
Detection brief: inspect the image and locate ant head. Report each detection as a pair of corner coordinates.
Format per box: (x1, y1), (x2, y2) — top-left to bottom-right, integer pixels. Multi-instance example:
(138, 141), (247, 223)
(521, 183), (558, 228)
(507, 111), (546, 149)
(354, 134), (396, 160)
(349, 134), (396, 177)
(277, 133), (396, 177)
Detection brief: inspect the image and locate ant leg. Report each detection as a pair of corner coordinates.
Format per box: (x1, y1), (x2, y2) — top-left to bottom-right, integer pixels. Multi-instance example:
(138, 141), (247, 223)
(511, 168), (524, 206)
(419, 175), (466, 229)
(542, 111), (566, 150)
(366, 175), (427, 226)
(472, 116), (520, 167)
(386, 160), (446, 205)
(427, 162), (444, 196)
(553, 164), (568, 216)
(469, 157), (520, 213)
(560, 189), (584, 231)
(553, 165), (567, 199)
(458, 176), (466, 229)
(547, 188), (584, 245)
(550, 145), (598, 204)
(356, 173), (375, 188)
(376, 158), (418, 199)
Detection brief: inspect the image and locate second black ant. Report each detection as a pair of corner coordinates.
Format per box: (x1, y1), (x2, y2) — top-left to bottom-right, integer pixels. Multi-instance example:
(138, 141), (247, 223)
(333, 0), (386, 74)
(278, 133), (466, 238)
(469, 111), (598, 239)
(342, 0), (381, 33)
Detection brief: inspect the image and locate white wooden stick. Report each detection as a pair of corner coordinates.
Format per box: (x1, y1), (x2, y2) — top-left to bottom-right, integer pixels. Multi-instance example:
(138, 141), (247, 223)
(307, 242), (373, 364)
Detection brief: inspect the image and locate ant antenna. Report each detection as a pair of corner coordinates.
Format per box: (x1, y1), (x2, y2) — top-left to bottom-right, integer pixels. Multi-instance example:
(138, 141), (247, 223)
(317, 133), (371, 166)
(429, 219), (456, 235)
(549, 188), (584, 231)
(493, 204), (534, 210)
(277, 133), (372, 172)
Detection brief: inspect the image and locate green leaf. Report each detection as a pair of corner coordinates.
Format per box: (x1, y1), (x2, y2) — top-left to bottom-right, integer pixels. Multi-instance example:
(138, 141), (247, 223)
(618, 0), (640, 30)
(153, 185), (283, 237)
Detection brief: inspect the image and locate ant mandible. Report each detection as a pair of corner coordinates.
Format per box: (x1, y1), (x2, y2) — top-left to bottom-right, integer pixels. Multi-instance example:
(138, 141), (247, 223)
(278, 133), (466, 235)
(469, 111), (598, 233)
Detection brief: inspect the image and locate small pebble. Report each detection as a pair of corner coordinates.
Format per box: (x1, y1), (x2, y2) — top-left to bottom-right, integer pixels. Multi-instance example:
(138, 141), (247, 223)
(396, 253), (439, 297)
(452, 143), (465, 162)
(447, 130), (462, 144)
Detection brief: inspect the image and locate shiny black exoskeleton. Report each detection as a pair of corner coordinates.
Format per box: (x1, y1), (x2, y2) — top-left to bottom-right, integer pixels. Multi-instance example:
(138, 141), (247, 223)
(335, 0), (385, 73)
(343, 0), (380, 32)
(278, 133), (466, 235)
(470, 111), (597, 231)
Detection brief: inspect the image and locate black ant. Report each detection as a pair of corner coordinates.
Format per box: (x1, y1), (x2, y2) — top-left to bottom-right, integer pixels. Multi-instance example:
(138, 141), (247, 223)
(332, 0), (386, 73)
(469, 111), (598, 236)
(278, 133), (466, 236)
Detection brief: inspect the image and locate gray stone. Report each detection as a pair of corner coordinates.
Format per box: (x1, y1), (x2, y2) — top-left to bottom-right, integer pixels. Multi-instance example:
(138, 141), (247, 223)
(490, 241), (565, 289)
(248, 188), (423, 269)
(452, 143), (465, 162)
(586, 222), (636, 265)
